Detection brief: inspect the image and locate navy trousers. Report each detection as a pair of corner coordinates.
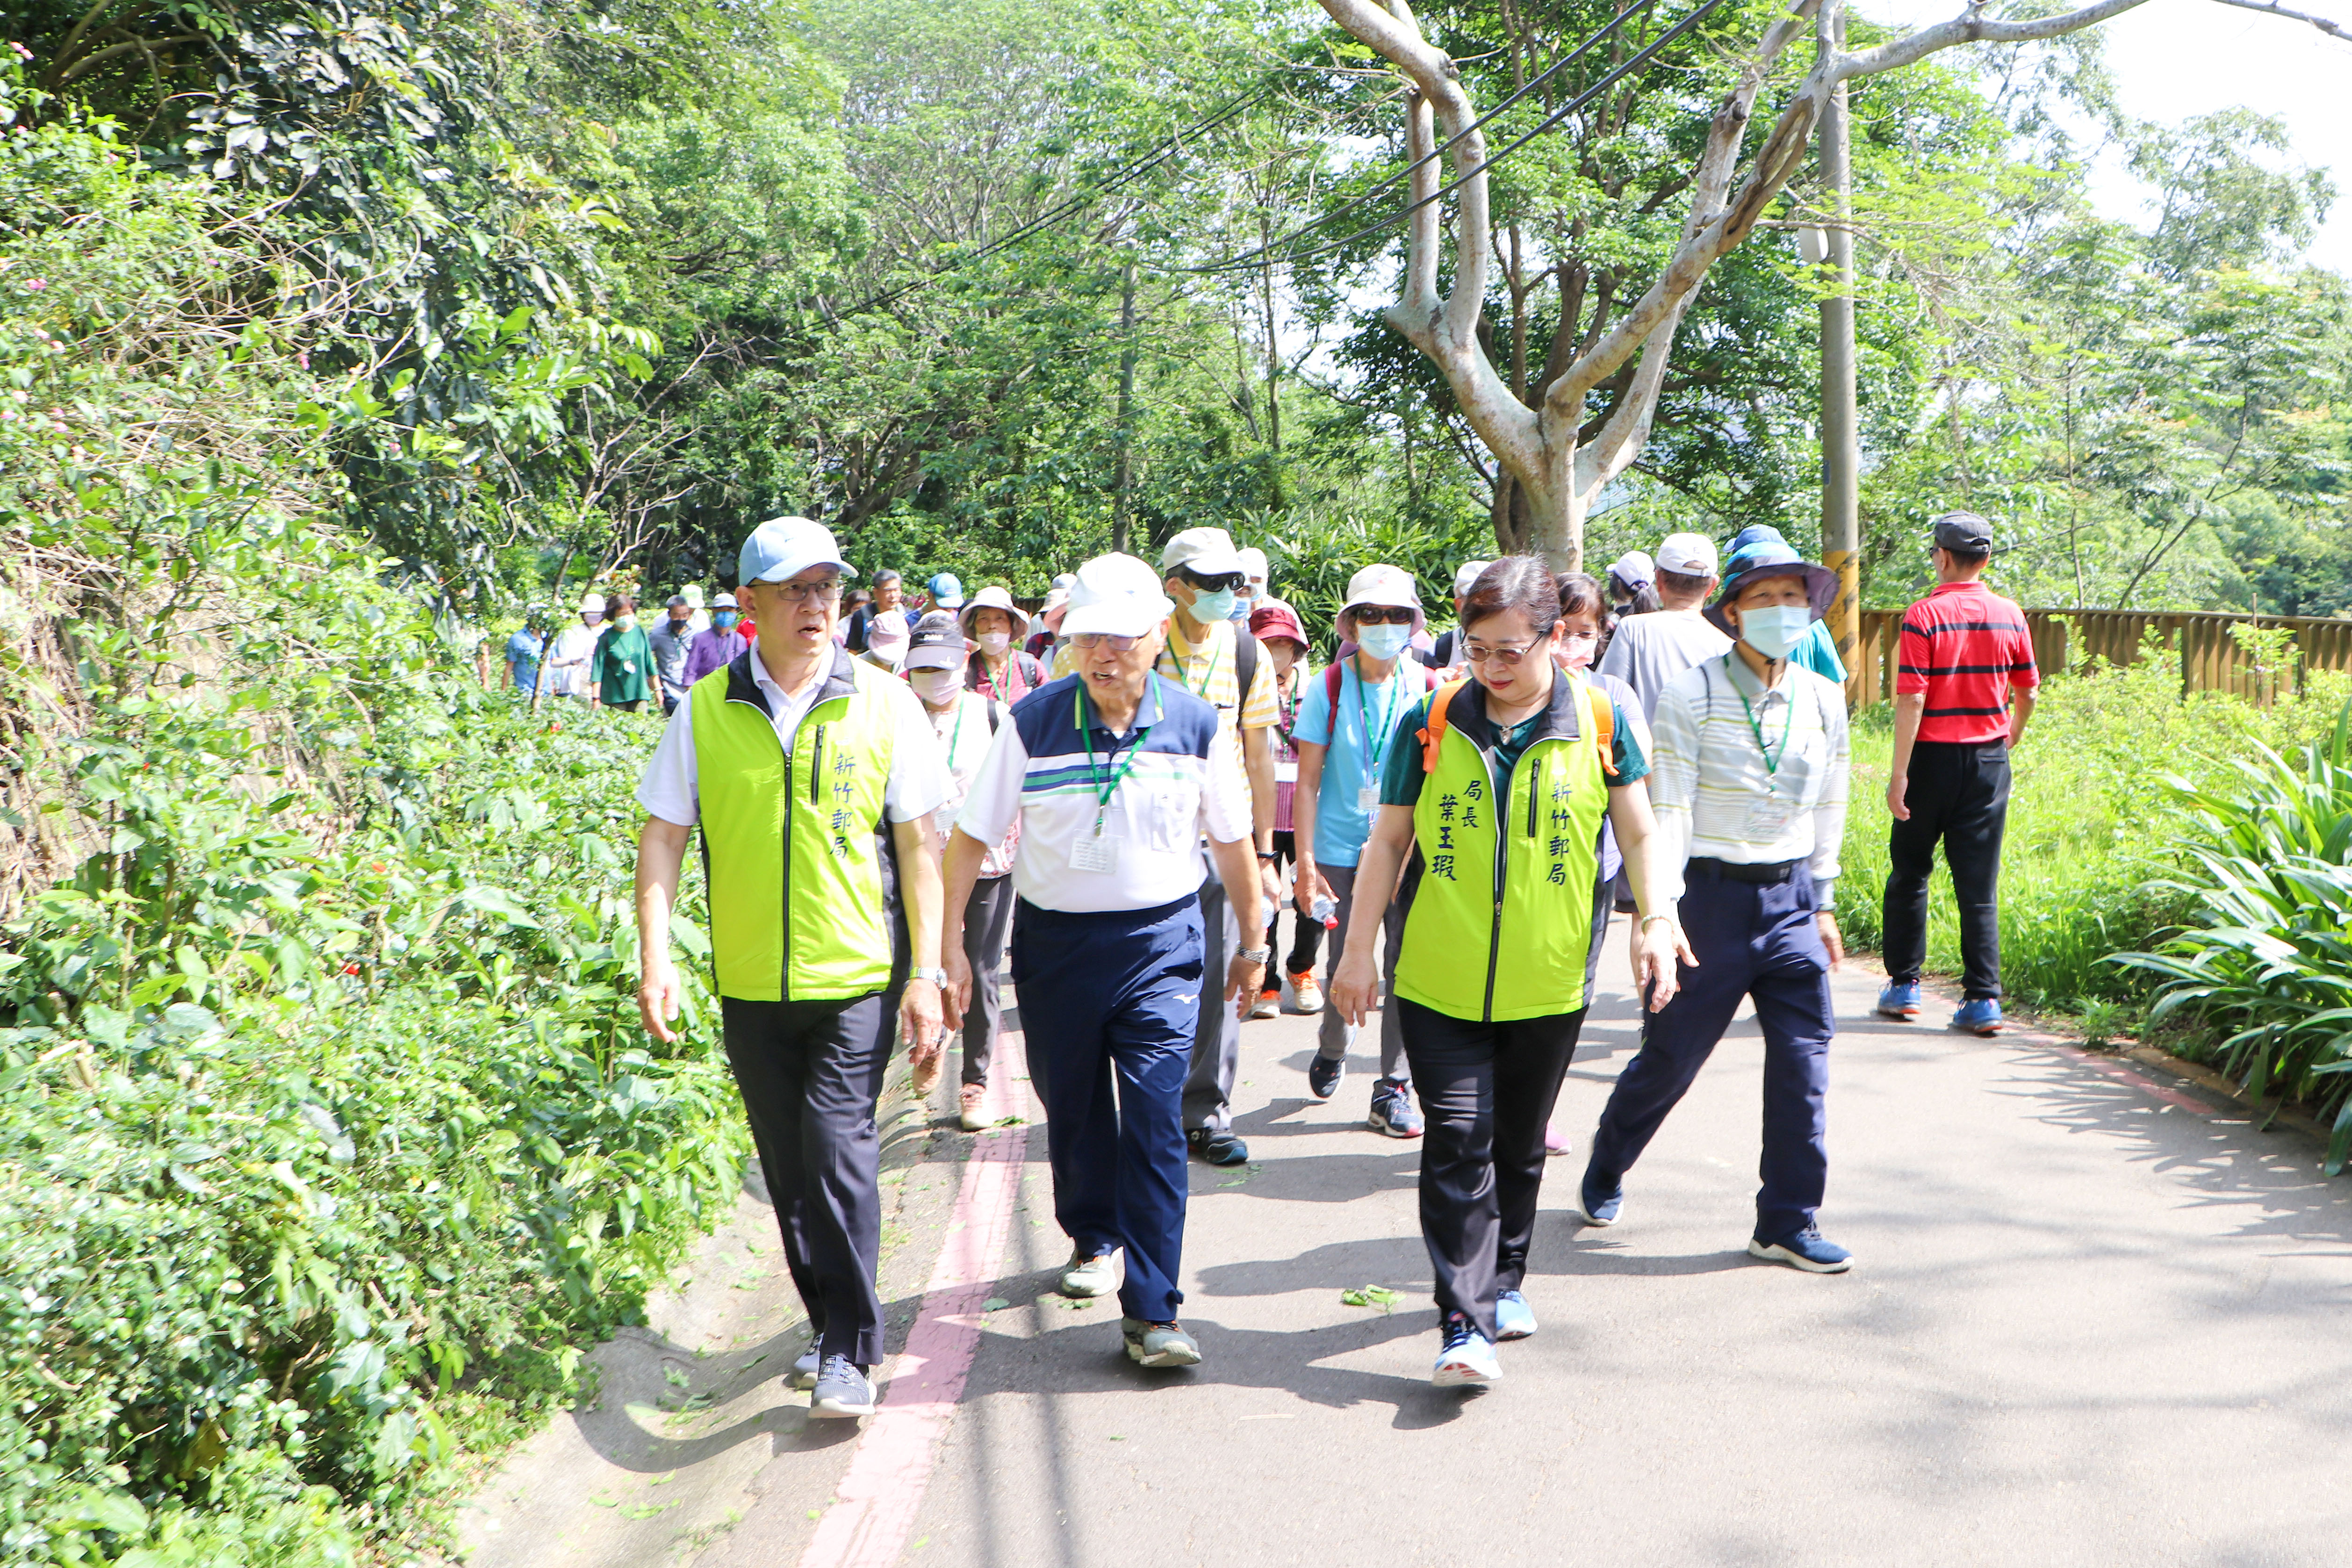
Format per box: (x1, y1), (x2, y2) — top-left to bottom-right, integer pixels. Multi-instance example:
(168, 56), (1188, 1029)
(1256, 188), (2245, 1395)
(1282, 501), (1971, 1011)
(1585, 860), (1836, 1241)
(1011, 895), (1204, 1324)
(720, 993), (892, 1367)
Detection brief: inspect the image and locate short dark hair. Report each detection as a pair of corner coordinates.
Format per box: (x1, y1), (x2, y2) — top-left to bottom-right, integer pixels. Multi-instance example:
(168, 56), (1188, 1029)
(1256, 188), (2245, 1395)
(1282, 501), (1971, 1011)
(1460, 556), (1561, 637)
(1554, 571), (1605, 623)
(607, 594), (635, 616)
(1941, 542), (1990, 566)
(1655, 566), (1712, 599)
(874, 568), (902, 585)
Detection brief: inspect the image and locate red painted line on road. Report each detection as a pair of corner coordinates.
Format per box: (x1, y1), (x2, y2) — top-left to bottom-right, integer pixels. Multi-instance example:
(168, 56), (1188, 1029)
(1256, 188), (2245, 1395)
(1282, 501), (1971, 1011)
(2024, 1033), (2217, 1116)
(797, 1039), (1033, 1568)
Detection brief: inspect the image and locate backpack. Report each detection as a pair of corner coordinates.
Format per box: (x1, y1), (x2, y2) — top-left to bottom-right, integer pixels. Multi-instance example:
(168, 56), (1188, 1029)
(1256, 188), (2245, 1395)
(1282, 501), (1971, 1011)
(1416, 676), (1618, 779)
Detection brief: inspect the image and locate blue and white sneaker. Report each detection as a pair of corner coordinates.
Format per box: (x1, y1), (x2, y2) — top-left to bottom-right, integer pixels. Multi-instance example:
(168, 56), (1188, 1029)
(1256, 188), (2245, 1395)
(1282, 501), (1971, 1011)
(1876, 981), (1922, 1020)
(809, 1354), (877, 1417)
(1432, 1311), (1503, 1387)
(1578, 1173), (1625, 1227)
(1367, 1079), (1424, 1138)
(1748, 1225), (1854, 1273)
(1307, 1053), (1343, 1100)
(1952, 997), (2004, 1036)
(1493, 1289), (1538, 1341)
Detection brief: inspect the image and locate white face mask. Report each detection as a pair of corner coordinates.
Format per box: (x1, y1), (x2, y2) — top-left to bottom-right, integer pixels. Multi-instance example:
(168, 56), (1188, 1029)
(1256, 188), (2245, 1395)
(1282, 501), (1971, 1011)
(1736, 603), (1812, 662)
(976, 630), (1012, 657)
(1357, 623), (1413, 662)
(910, 669), (962, 705)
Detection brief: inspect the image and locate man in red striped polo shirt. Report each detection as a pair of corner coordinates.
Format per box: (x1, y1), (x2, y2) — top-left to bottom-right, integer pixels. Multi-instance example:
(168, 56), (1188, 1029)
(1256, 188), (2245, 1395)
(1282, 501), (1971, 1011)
(1877, 512), (2039, 1036)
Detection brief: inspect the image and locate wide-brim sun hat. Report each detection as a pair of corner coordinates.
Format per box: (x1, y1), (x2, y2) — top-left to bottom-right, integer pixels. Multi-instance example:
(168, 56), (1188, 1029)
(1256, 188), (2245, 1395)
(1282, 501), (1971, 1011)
(1452, 559), (1492, 599)
(956, 585), (1032, 640)
(1039, 587), (1070, 631)
(1704, 539), (1839, 634)
(741, 515), (854, 586)
(1338, 563), (1427, 636)
(1248, 599), (1309, 651)
(1063, 553), (1173, 639)
(578, 591), (605, 613)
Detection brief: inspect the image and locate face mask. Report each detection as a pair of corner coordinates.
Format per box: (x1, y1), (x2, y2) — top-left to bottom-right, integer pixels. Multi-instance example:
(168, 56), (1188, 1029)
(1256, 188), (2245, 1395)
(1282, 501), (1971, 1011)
(1357, 623), (1413, 661)
(1188, 587), (1237, 623)
(1736, 603), (1812, 662)
(712, 611), (738, 630)
(910, 669), (962, 705)
(581, 612), (603, 627)
(976, 631), (1011, 657)
(1562, 632), (1598, 672)
(614, 614), (637, 629)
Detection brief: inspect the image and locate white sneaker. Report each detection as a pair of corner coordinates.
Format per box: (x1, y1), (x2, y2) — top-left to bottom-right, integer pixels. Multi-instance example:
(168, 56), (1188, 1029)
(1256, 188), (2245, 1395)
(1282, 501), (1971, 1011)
(1432, 1313), (1502, 1387)
(1059, 1245), (1123, 1298)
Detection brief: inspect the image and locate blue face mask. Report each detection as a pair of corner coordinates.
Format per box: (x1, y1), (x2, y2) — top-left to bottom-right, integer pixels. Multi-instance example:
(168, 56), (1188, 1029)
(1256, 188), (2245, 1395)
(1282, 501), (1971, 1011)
(712, 611), (739, 631)
(1189, 587), (1238, 624)
(1357, 622), (1413, 661)
(1737, 603), (1812, 662)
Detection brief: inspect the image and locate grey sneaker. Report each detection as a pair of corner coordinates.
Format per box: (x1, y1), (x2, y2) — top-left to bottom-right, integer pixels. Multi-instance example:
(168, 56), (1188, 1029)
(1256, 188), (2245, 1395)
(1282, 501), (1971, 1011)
(788, 1345), (820, 1390)
(1121, 1317), (1202, 1368)
(808, 1354), (876, 1417)
(1059, 1244), (1123, 1299)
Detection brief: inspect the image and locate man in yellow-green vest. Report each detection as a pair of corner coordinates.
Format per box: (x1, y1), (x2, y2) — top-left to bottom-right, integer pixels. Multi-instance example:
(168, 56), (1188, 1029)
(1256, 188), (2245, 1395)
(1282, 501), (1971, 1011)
(633, 516), (951, 1421)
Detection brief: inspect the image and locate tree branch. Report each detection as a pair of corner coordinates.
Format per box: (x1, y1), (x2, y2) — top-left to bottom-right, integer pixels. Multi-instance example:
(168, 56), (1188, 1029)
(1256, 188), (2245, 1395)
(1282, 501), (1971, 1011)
(2206, 0), (2350, 41)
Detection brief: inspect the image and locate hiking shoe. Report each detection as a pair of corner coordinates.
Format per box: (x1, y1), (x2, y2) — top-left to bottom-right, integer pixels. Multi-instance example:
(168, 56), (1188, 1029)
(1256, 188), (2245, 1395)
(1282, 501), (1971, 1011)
(1059, 1245), (1122, 1299)
(1748, 1225), (1854, 1274)
(1250, 987), (1279, 1020)
(1578, 1173), (1624, 1228)
(1876, 981), (1922, 1020)
(1289, 970), (1325, 1014)
(1122, 1318), (1202, 1368)
(1307, 1053), (1344, 1100)
(788, 1346), (820, 1391)
(1493, 1289), (1538, 1342)
(808, 1355), (876, 1417)
(1432, 1312), (1502, 1387)
(910, 1050), (943, 1098)
(1367, 1079), (1423, 1138)
(1952, 997), (2004, 1036)
(1187, 1128), (1249, 1166)
(958, 1082), (990, 1132)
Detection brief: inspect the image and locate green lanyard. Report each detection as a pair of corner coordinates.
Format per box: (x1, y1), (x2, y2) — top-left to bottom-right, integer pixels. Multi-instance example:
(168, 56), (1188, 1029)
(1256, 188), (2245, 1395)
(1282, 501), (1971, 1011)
(1076, 683), (1155, 834)
(1353, 658), (1402, 785)
(1731, 655), (1796, 781)
(1168, 637), (1221, 700)
(943, 695), (968, 772)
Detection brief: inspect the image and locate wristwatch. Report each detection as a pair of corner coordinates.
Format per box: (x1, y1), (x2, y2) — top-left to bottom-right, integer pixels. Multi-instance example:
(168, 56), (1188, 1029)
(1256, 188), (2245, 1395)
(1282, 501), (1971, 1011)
(1235, 946), (1271, 966)
(910, 966), (949, 985)
(1256, 849), (1279, 862)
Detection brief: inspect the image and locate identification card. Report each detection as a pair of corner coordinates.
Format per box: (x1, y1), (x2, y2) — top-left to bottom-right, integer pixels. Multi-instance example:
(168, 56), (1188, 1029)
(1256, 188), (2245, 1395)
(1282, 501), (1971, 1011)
(1359, 785), (1380, 812)
(1741, 795), (1792, 841)
(1070, 831), (1119, 873)
(1276, 760), (1298, 784)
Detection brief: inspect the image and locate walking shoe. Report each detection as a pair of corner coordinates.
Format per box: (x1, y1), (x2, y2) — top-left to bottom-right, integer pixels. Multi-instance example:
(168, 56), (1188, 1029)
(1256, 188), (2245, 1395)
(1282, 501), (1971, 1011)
(788, 1346), (820, 1391)
(1059, 1244), (1122, 1299)
(958, 1082), (990, 1132)
(1544, 1124), (1571, 1158)
(1307, 1052), (1344, 1100)
(1493, 1289), (1538, 1341)
(1187, 1128), (1250, 1166)
(1748, 1225), (1854, 1273)
(910, 1050), (943, 1098)
(1578, 1173), (1625, 1227)
(1289, 970), (1325, 1014)
(1876, 980), (1922, 1020)
(808, 1354), (877, 1417)
(1121, 1317), (1202, 1368)
(1952, 997), (2004, 1036)
(1431, 1312), (1502, 1387)
(1250, 987), (1280, 1020)
(1367, 1079), (1424, 1138)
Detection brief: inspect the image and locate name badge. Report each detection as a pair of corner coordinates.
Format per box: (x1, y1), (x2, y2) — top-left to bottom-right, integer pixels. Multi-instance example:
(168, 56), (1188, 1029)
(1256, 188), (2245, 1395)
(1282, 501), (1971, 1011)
(1276, 760), (1298, 784)
(1071, 832), (1119, 873)
(1358, 785), (1380, 812)
(1741, 795), (1792, 840)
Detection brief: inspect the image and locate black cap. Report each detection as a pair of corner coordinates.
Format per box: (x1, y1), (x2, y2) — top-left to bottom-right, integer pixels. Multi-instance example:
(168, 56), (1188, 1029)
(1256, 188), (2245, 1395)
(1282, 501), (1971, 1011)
(1932, 511), (1994, 552)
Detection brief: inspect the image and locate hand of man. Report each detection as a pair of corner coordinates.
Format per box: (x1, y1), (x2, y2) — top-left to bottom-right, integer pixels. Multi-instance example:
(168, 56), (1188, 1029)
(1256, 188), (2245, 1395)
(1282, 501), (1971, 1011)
(1257, 855), (1283, 911)
(901, 979), (946, 1071)
(639, 953), (680, 1043)
(1328, 949), (1380, 1027)
(1225, 954), (1266, 1021)
(1817, 910), (1845, 969)
(1631, 917), (1696, 1013)
(1294, 862), (1333, 919)
(942, 946), (973, 1031)
(1886, 773), (1909, 821)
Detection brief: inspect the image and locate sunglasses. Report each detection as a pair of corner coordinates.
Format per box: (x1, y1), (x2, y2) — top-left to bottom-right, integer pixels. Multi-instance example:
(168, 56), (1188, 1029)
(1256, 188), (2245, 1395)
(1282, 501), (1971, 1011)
(1069, 632), (1146, 651)
(1179, 569), (1246, 594)
(1351, 606), (1415, 626)
(1462, 639), (1540, 667)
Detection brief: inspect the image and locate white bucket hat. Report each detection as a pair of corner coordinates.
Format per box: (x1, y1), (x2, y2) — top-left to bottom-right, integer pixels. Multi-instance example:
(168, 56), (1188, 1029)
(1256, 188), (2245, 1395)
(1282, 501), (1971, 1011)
(957, 585), (1033, 640)
(1338, 563), (1426, 636)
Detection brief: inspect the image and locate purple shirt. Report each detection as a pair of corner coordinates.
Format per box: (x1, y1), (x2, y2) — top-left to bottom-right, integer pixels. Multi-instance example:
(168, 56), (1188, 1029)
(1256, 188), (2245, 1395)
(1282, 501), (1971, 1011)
(681, 627), (740, 688)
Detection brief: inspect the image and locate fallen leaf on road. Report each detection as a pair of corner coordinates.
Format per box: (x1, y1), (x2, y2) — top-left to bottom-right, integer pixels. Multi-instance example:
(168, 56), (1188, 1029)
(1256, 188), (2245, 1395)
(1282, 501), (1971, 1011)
(1341, 1285), (1401, 1312)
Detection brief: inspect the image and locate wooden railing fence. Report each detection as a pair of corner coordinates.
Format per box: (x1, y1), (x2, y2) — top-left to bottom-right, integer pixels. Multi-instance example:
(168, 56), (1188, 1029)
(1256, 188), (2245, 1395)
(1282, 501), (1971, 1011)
(1849, 609), (2352, 708)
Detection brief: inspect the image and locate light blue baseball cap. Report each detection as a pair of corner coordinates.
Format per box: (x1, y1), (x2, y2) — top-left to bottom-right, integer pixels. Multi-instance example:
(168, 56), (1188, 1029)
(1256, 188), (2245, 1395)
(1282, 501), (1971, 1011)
(739, 515), (853, 586)
(927, 572), (965, 609)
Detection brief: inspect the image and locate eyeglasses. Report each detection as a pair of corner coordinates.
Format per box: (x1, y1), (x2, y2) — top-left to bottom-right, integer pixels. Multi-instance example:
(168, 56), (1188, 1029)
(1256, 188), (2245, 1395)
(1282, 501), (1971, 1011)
(1180, 569), (1246, 594)
(1352, 606), (1415, 626)
(765, 577), (842, 604)
(1463, 639), (1540, 667)
(1069, 632), (1145, 652)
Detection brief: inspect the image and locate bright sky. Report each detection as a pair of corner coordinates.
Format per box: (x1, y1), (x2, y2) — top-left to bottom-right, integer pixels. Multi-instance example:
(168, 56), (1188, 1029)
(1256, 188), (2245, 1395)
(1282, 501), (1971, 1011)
(1857, 0), (2352, 274)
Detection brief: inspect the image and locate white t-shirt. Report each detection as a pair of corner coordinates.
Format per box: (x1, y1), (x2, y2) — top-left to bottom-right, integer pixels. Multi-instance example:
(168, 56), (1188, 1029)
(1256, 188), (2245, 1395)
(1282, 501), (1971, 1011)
(547, 623), (601, 697)
(635, 640), (950, 828)
(1597, 610), (1734, 723)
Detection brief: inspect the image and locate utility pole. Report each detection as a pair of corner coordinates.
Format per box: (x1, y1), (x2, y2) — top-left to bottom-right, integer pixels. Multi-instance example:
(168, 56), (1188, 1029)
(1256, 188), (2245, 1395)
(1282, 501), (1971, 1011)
(1112, 253), (1137, 555)
(1816, 3), (1861, 696)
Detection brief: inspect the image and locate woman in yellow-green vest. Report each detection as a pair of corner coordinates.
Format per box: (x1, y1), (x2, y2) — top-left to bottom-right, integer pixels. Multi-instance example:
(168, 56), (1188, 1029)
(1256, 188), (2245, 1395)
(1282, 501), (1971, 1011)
(632, 517), (952, 1422)
(1330, 555), (1690, 1389)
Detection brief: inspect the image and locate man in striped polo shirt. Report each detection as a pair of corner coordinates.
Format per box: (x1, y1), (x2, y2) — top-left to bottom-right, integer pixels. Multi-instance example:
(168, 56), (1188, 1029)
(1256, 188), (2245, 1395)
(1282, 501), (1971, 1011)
(1877, 511), (2040, 1036)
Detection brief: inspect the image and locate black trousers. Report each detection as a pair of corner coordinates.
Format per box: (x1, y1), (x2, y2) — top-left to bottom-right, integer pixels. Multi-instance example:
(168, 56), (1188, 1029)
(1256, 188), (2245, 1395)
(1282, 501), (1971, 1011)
(720, 993), (892, 1367)
(1882, 740), (2013, 999)
(1396, 998), (1588, 1342)
(1265, 830), (1324, 977)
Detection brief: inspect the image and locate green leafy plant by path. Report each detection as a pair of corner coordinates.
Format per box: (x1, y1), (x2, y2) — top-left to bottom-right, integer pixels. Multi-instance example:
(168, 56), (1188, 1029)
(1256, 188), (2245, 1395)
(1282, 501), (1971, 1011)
(1340, 1286), (1401, 1312)
(2114, 709), (2352, 1170)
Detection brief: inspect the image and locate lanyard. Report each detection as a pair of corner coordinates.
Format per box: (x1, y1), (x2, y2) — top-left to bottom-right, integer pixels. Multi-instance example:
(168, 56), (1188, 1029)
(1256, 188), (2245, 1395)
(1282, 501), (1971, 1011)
(1168, 637), (1221, 700)
(1730, 655), (1796, 780)
(1352, 658), (1403, 783)
(1076, 683), (1155, 834)
(943, 695), (968, 772)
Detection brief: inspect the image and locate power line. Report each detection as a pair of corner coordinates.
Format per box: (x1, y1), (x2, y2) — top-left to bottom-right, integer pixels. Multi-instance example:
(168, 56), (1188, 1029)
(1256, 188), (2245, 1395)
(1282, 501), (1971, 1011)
(1182, 0), (1736, 278)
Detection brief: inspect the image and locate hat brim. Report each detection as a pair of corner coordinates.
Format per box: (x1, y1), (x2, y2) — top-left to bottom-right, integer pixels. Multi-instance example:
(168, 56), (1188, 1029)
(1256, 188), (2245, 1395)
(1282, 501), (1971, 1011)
(745, 548), (854, 584)
(957, 598), (1031, 637)
(1165, 546), (1246, 580)
(901, 646), (963, 670)
(1705, 562), (1839, 633)
(1063, 597), (1171, 640)
(1340, 588), (1427, 638)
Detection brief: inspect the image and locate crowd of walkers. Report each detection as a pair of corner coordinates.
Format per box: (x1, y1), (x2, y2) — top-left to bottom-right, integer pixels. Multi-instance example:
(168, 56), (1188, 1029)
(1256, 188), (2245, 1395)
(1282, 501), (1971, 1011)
(626, 510), (2040, 1410)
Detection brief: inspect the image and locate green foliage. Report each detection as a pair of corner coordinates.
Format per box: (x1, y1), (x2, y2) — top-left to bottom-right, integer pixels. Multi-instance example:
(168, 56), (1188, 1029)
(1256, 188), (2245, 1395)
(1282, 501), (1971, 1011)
(2111, 710), (2352, 1169)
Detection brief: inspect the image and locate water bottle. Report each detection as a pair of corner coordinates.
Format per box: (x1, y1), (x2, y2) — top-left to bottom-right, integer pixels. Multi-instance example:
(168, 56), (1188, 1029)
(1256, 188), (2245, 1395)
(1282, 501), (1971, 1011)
(1311, 894), (1338, 929)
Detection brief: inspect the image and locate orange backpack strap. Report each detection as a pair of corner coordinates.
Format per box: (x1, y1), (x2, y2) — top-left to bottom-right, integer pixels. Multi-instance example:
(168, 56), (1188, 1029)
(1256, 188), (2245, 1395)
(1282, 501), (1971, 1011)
(1417, 678), (1470, 772)
(1584, 679), (1618, 778)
